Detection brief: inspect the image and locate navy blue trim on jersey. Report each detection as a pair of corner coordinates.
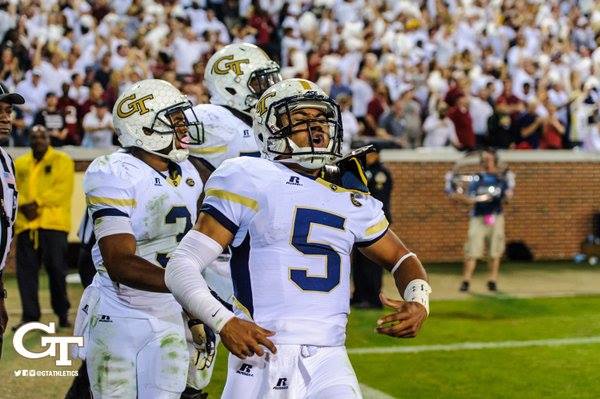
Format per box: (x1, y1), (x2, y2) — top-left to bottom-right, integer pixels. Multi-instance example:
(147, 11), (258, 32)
(230, 234), (253, 317)
(91, 208), (129, 222)
(210, 288), (233, 312)
(355, 227), (389, 247)
(200, 204), (239, 235)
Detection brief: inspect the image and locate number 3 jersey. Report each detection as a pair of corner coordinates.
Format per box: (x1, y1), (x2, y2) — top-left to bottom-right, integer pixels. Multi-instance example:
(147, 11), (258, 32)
(201, 157), (389, 346)
(84, 151), (203, 317)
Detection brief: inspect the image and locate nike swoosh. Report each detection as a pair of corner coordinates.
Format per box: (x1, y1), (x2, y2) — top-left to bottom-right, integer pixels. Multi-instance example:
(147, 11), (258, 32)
(212, 309), (220, 318)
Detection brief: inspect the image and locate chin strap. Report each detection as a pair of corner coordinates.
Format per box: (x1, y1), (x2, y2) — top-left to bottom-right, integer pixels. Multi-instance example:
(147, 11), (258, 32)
(283, 138), (336, 169)
(148, 137), (189, 163)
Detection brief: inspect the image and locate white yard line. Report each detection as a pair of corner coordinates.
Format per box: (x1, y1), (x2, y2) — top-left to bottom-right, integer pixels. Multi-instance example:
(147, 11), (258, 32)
(348, 336), (600, 355)
(360, 384), (397, 399)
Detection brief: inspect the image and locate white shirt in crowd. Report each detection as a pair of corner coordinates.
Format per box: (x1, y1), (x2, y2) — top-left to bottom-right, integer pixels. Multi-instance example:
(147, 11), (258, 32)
(38, 61), (71, 94)
(68, 85), (90, 105)
(469, 96), (493, 136)
(350, 78), (373, 118)
(82, 109), (114, 148)
(422, 114), (459, 147)
(341, 109), (359, 154)
(15, 78), (49, 125)
(171, 37), (210, 75)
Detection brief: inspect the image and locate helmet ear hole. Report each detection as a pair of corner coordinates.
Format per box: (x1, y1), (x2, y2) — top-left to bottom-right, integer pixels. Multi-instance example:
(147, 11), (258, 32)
(142, 127), (154, 136)
(225, 87), (237, 95)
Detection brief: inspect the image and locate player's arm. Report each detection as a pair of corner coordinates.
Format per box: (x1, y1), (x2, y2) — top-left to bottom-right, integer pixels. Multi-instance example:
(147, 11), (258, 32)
(359, 229), (431, 338)
(87, 163), (167, 292)
(165, 212), (277, 359)
(98, 233), (169, 292)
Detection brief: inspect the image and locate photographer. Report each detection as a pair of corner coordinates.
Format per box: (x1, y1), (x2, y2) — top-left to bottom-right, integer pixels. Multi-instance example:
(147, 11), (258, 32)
(449, 149), (515, 292)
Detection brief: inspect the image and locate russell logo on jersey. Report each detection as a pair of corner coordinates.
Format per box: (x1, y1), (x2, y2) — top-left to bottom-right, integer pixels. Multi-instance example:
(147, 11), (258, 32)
(236, 363), (254, 377)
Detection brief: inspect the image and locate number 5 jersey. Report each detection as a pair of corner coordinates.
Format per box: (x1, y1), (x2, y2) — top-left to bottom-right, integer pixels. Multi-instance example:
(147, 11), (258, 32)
(201, 157), (389, 346)
(84, 150), (203, 317)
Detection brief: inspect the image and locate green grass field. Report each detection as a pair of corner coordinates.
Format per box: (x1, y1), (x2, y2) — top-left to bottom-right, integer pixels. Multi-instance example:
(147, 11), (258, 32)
(2, 263), (600, 398)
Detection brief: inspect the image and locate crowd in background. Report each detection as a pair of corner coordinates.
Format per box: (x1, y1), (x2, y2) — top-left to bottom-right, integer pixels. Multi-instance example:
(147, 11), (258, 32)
(1, 0), (600, 151)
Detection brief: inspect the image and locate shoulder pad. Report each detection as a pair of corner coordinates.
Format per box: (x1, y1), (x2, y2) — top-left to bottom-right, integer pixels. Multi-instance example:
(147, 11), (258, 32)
(320, 145), (374, 193)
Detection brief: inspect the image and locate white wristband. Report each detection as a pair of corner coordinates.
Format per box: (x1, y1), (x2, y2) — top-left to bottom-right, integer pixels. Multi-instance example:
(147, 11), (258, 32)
(390, 252), (416, 276)
(403, 279), (432, 315)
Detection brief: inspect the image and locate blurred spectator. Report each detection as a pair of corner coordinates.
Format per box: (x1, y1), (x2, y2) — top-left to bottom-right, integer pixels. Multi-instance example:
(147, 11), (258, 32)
(487, 108), (517, 149)
(541, 103), (565, 149)
(350, 69), (373, 124)
(515, 100), (546, 149)
(80, 81), (106, 117)
(364, 83), (389, 137)
(496, 79), (524, 121)
(35, 51), (70, 95)
(448, 95), (475, 150)
(329, 72), (352, 102)
(57, 82), (82, 145)
(470, 86), (494, 147)
(13, 125), (74, 330)
(82, 101), (113, 149)
(32, 92), (68, 147)
(423, 101), (459, 148)
(68, 73), (89, 105)
(379, 98), (409, 148)
(15, 69), (47, 126)
(338, 94), (359, 154)
(1, 46), (23, 87)
(400, 89), (423, 148)
(0, 0), (598, 152)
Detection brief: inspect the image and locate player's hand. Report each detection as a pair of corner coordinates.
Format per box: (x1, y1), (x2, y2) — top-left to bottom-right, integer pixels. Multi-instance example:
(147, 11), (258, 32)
(0, 299), (8, 336)
(219, 317), (276, 359)
(375, 293), (427, 338)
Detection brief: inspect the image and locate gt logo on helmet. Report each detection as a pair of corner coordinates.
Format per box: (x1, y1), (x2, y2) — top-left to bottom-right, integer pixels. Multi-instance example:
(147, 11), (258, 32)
(116, 94), (154, 118)
(211, 55), (250, 76)
(256, 92), (277, 116)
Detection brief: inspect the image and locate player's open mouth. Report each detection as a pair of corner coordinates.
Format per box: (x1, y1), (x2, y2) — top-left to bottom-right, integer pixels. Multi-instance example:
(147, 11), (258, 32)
(312, 134), (325, 147)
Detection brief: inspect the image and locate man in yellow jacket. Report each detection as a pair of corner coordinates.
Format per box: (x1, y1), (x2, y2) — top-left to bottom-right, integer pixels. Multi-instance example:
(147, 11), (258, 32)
(13, 125), (74, 329)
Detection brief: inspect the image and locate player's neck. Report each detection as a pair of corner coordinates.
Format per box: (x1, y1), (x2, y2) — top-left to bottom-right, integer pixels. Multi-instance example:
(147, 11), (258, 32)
(131, 147), (169, 171)
(284, 162), (321, 177)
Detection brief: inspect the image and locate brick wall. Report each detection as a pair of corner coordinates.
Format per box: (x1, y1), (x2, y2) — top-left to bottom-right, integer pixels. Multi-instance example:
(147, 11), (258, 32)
(382, 151), (600, 262)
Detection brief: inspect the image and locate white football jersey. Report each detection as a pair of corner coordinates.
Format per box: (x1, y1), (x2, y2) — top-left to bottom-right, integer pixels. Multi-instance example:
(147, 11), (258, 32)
(202, 157), (389, 346)
(187, 104), (260, 169)
(84, 151), (203, 317)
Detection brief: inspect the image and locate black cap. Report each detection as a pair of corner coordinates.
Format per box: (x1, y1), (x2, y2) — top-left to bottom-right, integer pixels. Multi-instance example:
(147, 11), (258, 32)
(0, 82), (25, 105)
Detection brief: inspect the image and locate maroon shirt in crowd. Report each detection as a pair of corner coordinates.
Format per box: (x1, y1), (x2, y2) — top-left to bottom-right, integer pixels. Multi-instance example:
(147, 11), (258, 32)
(448, 105), (475, 150)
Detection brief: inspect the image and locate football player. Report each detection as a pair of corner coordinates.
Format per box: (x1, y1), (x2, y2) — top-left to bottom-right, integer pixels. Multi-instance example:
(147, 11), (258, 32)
(74, 79), (205, 398)
(166, 79), (431, 398)
(187, 42), (281, 166)
(182, 42), (281, 397)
